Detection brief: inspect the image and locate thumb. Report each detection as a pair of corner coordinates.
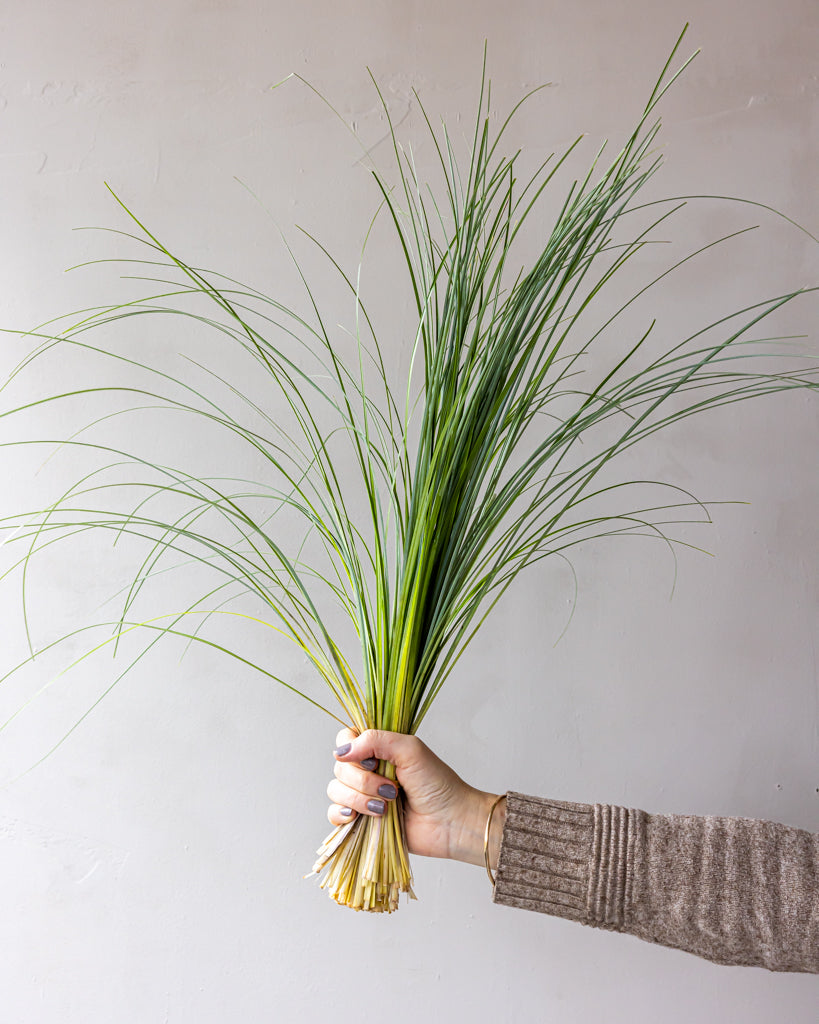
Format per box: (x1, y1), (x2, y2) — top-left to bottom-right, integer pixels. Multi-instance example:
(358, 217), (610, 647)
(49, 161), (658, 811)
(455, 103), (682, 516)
(333, 729), (419, 771)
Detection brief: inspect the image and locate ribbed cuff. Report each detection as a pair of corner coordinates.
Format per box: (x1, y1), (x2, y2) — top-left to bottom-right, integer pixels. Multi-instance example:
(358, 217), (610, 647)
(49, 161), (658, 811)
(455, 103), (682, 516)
(493, 793), (640, 932)
(492, 792), (593, 923)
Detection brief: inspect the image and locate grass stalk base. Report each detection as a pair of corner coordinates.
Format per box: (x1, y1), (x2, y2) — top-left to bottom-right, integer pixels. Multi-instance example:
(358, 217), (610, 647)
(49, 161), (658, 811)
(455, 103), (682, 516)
(309, 798), (416, 912)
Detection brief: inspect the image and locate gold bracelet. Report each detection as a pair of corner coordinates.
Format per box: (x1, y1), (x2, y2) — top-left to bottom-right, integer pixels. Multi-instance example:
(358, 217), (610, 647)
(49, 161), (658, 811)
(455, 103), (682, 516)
(483, 793), (506, 887)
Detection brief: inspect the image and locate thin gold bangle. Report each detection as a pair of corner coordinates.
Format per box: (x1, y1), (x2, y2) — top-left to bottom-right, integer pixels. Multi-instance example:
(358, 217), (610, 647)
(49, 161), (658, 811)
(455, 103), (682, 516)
(483, 793), (506, 887)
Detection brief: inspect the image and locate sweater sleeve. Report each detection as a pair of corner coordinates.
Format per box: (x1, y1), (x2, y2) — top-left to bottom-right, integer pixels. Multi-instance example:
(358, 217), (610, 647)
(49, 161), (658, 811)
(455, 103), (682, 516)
(492, 792), (819, 973)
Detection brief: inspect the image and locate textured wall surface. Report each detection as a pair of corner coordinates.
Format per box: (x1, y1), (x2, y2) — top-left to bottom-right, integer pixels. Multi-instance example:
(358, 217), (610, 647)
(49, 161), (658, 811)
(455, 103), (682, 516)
(1, 2), (817, 1021)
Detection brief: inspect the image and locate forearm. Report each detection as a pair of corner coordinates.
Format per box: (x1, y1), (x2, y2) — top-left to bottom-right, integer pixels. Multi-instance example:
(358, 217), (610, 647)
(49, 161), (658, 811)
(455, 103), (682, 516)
(328, 733), (818, 972)
(491, 792), (819, 973)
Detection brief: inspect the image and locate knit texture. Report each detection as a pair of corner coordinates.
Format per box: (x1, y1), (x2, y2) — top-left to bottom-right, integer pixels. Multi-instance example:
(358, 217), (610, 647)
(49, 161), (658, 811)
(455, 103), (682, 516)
(493, 792), (819, 973)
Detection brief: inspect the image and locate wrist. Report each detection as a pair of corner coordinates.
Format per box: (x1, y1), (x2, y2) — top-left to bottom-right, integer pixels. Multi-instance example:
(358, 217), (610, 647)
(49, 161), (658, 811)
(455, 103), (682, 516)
(449, 788), (507, 868)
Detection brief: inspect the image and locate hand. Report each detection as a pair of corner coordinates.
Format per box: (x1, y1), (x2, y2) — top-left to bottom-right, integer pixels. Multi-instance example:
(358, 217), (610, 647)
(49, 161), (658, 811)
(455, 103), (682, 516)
(327, 728), (506, 867)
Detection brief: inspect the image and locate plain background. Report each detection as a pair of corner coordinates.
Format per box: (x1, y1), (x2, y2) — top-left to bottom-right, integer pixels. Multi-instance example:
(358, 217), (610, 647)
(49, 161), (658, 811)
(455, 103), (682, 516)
(1, 1), (817, 1020)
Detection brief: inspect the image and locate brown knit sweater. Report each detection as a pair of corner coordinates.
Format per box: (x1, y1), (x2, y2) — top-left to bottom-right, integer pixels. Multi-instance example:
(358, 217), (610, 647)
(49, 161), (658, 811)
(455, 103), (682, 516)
(493, 793), (819, 973)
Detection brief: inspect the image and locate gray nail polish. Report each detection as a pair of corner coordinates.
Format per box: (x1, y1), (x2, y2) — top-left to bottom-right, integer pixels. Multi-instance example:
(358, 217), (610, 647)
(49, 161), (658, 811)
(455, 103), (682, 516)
(360, 757), (378, 771)
(378, 783), (397, 799)
(340, 807), (354, 818)
(333, 743), (352, 757)
(367, 799), (385, 815)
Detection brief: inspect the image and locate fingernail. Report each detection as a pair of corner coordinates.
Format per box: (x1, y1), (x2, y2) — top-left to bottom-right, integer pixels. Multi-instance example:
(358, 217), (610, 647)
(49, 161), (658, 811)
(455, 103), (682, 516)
(333, 743), (352, 757)
(367, 799), (385, 815)
(340, 807), (354, 818)
(378, 783), (397, 800)
(360, 757), (378, 771)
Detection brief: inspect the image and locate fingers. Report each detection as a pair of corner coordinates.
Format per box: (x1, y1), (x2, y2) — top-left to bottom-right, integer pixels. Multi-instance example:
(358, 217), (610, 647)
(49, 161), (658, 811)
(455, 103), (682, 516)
(326, 759), (398, 819)
(327, 729), (433, 830)
(327, 802), (356, 826)
(335, 759), (398, 801)
(326, 728), (407, 824)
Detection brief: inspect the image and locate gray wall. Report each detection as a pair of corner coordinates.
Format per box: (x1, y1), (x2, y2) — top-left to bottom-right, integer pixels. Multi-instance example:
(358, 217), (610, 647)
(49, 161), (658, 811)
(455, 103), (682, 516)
(1, 1), (817, 1020)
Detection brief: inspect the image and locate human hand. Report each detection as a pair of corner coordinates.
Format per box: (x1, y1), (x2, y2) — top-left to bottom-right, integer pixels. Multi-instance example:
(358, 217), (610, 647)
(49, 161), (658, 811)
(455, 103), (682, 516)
(327, 728), (505, 867)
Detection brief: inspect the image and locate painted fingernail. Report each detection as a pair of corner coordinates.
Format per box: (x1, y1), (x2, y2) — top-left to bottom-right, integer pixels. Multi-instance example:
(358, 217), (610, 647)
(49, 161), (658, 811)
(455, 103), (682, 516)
(333, 743), (352, 757)
(360, 757), (378, 771)
(367, 799), (385, 815)
(378, 783), (397, 799)
(340, 807), (354, 818)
